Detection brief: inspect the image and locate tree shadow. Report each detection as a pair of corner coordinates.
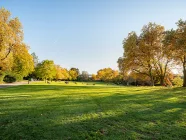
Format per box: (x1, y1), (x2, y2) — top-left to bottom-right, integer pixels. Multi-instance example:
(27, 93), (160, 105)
(0, 85), (186, 139)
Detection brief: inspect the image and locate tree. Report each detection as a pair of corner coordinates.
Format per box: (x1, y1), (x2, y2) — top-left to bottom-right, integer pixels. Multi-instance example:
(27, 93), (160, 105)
(113, 74), (124, 85)
(91, 74), (97, 81)
(61, 68), (70, 80)
(70, 68), (80, 75)
(172, 76), (183, 87)
(79, 71), (89, 81)
(0, 8), (24, 81)
(97, 68), (118, 82)
(118, 23), (172, 86)
(55, 65), (69, 81)
(11, 44), (34, 81)
(118, 31), (156, 85)
(31, 52), (39, 67)
(36, 60), (56, 82)
(164, 19), (186, 87)
(69, 69), (78, 81)
(69, 68), (79, 81)
(0, 8), (34, 82)
(55, 65), (63, 80)
(27, 52), (39, 80)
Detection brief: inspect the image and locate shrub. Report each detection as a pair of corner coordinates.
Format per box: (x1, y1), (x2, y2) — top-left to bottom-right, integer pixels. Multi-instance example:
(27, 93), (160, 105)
(172, 76), (183, 87)
(3, 75), (16, 83)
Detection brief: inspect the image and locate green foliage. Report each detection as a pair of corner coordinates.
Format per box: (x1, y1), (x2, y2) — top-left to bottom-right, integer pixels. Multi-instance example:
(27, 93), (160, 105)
(3, 75), (16, 83)
(70, 68), (80, 75)
(172, 76), (183, 87)
(0, 72), (5, 83)
(112, 74), (124, 85)
(12, 44), (34, 79)
(35, 60), (56, 81)
(0, 8), (34, 82)
(69, 68), (79, 81)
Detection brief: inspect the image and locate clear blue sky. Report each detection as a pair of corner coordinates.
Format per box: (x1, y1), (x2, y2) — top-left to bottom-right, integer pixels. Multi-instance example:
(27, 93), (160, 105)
(1, 0), (186, 74)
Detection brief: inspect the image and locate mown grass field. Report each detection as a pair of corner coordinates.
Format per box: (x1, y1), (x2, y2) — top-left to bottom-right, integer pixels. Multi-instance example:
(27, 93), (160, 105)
(0, 82), (186, 140)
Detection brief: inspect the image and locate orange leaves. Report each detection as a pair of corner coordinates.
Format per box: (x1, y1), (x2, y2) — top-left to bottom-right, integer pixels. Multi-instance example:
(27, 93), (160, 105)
(97, 68), (118, 82)
(0, 8), (24, 72)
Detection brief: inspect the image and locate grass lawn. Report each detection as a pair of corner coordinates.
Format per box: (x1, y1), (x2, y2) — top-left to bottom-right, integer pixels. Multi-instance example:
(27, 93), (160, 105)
(0, 82), (186, 140)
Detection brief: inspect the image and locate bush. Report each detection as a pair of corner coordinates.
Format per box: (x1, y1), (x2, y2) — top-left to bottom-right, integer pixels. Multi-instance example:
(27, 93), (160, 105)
(172, 76), (183, 87)
(3, 75), (16, 83)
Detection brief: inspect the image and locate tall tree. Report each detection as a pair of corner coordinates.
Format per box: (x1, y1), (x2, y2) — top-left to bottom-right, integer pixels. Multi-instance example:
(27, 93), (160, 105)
(0, 8), (33, 82)
(118, 23), (172, 86)
(0, 8), (23, 68)
(164, 19), (186, 87)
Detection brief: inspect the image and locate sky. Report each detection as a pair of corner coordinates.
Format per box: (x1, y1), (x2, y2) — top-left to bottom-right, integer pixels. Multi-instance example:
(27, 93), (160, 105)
(1, 0), (186, 74)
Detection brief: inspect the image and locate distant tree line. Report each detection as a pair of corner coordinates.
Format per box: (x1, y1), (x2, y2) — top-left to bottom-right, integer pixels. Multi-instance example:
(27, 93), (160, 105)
(0, 8), (184, 87)
(32, 58), (120, 83)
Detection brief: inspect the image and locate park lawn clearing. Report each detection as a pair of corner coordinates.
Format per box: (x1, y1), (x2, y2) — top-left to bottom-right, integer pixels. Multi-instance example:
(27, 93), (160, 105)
(0, 82), (186, 140)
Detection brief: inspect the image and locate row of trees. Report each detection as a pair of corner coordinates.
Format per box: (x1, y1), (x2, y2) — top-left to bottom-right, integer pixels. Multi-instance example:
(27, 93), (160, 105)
(118, 20), (186, 87)
(0, 8), (91, 83)
(1, 8), (184, 86)
(0, 6), (119, 83)
(32, 57), (119, 83)
(33, 58), (81, 82)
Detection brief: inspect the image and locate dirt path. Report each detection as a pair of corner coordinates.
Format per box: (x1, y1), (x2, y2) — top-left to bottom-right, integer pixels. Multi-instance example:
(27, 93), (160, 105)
(0, 81), (27, 88)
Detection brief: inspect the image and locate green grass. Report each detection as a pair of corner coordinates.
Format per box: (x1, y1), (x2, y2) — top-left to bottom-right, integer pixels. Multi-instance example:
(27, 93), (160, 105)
(0, 82), (186, 140)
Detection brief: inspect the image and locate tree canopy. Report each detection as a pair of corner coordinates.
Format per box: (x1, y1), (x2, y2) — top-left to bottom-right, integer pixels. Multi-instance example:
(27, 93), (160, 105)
(0, 8), (185, 87)
(118, 23), (175, 86)
(97, 68), (118, 82)
(163, 19), (186, 87)
(0, 8), (34, 82)
(35, 60), (56, 82)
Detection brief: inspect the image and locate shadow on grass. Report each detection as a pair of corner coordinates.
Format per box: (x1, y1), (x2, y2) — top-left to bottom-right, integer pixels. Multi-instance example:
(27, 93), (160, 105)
(0, 85), (186, 139)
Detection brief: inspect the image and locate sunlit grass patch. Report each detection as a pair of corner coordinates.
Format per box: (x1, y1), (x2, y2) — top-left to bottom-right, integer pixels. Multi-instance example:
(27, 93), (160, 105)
(0, 82), (186, 139)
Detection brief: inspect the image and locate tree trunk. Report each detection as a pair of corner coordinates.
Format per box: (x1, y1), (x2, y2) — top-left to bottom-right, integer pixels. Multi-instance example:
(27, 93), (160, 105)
(183, 56), (186, 87)
(0, 72), (5, 83)
(160, 76), (165, 86)
(150, 76), (154, 86)
(149, 69), (154, 86)
(183, 69), (186, 87)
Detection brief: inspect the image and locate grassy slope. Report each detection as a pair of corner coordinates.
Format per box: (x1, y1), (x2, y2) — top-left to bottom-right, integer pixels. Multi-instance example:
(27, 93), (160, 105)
(0, 82), (186, 140)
